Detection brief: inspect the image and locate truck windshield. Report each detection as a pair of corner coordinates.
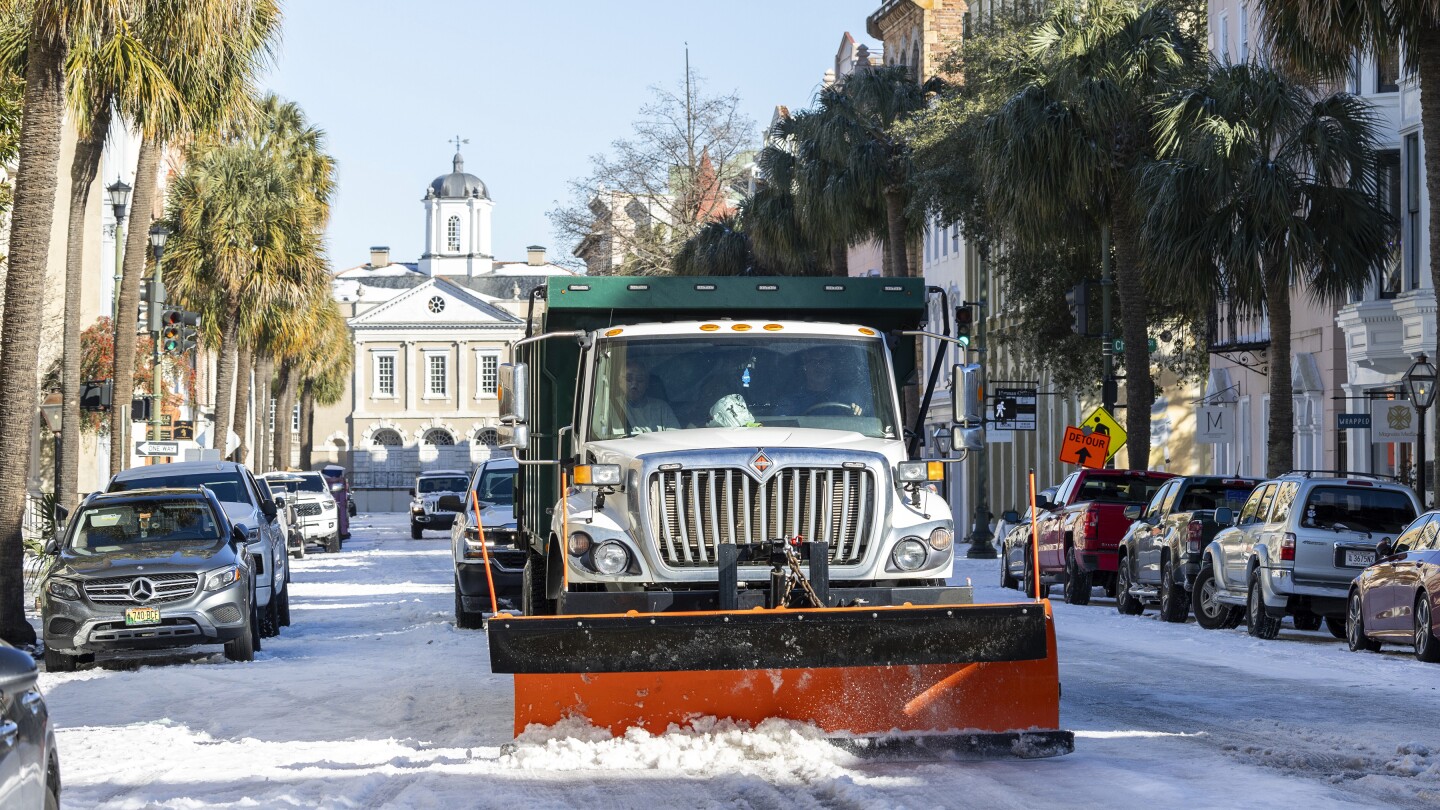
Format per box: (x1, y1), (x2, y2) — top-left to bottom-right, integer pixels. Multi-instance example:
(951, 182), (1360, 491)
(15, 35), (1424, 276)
(475, 469), (515, 506)
(1300, 486), (1415, 535)
(419, 477), (470, 494)
(69, 499), (223, 554)
(1076, 475), (1171, 505)
(1178, 482), (1257, 511)
(589, 335), (900, 440)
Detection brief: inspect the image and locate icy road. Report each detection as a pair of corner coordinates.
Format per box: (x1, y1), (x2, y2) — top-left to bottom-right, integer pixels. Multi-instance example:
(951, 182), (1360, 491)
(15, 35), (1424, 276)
(34, 512), (1440, 808)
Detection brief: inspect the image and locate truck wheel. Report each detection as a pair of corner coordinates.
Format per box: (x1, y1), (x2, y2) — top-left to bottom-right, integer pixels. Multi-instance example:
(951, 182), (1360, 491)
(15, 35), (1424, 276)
(1415, 594), (1439, 663)
(1192, 565), (1239, 630)
(1022, 553), (1048, 598)
(1158, 560), (1189, 623)
(224, 610), (256, 662)
(278, 585), (291, 628)
(1347, 590), (1380, 652)
(326, 533), (341, 553)
(411, 522), (424, 540)
(43, 648), (77, 672)
(1324, 616), (1347, 639)
(522, 550), (557, 616)
(1246, 570), (1282, 640)
(290, 541), (305, 560)
(1114, 558), (1143, 615)
(1292, 611), (1322, 631)
(1000, 552), (1019, 590)
(1063, 547), (1091, 606)
(455, 582), (484, 630)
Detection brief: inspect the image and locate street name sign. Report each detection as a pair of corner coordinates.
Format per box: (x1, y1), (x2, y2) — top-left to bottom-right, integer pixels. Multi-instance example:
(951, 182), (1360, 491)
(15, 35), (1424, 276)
(1337, 413), (1371, 430)
(991, 386), (1037, 431)
(135, 441), (179, 457)
(1059, 426), (1109, 469)
(1079, 405), (1127, 461)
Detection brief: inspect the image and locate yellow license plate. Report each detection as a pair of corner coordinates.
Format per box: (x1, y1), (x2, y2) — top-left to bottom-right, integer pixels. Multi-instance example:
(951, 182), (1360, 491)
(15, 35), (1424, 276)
(125, 607), (161, 626)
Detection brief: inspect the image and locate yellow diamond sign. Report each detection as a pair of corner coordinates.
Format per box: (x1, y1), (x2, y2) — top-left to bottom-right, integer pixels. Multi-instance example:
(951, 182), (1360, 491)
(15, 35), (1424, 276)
(1080, 406), (1127, 462)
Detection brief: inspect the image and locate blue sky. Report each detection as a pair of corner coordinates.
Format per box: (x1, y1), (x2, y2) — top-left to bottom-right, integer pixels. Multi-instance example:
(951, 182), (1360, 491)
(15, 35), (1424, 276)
(262, 0), (883, 269)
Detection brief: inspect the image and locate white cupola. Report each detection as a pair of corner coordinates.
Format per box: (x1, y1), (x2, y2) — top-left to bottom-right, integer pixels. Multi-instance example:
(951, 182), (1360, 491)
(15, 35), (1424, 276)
(419, 142), (494, 277)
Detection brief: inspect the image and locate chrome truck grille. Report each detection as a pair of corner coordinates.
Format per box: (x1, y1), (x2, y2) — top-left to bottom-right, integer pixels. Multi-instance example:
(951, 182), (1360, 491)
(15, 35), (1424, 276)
(294, 503), (322, 517)
(648, 467), (873, 568)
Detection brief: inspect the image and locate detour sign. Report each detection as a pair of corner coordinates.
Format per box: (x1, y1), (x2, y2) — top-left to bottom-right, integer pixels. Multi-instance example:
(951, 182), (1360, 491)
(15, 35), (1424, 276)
(1059, 426), (1110, 469)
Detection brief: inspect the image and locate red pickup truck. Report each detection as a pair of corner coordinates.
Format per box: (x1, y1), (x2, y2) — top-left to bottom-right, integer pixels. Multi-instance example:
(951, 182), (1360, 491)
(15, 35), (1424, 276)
(1033, 469), (1176, 604)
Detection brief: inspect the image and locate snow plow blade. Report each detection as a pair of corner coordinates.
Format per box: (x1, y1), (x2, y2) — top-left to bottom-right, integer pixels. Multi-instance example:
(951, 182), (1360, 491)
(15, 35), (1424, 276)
(489, 600), (1069, 755)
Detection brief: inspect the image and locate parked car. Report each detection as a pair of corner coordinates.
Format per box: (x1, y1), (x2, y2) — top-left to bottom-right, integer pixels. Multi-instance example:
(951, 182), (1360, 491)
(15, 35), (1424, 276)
(107, 461), (289, 638)
(261, 471), (341, 554)
(999, 496), (1052, 592)
(319, 464), (354, 535)
(1115, 476), (1261, 621)
(39, 488), (260, 671)
(1034, 469), (1176, 604)
(262, 478), (303, 559)
(410, 469), (471, 539)
(1198, 472), (1419, 640)
(0, 641), (60, 809)
(1346, 509), (1440, 662)
(448, 457), (523, 627)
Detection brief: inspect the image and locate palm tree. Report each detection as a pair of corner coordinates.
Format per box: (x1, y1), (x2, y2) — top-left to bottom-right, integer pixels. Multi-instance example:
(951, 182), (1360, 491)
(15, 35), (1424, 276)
(1249, 0), (1440, 366)
(1145, 63), (1393, 475)
(298, 305), (352, 469)
(981, 0), (1203, 469)
(673, 213), (758, 275)
(746, 116), (846, 276)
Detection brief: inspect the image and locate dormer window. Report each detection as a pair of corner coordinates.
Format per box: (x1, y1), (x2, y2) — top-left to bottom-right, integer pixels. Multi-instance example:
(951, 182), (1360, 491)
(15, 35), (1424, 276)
(447, 215), (461, 252)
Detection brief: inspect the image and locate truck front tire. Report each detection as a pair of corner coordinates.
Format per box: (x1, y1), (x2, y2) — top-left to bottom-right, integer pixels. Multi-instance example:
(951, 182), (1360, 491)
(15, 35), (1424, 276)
(1246, 570), (1283, 640)
(523, 550), (557, 616)
(1159, 560), (1189, 623)
(455, 581), (484, 629)
(1063, 547), (1091, 605)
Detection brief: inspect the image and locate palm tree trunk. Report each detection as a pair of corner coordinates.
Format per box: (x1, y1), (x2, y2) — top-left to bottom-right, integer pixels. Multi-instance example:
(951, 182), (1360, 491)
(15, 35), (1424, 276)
(829, 242), (848, 277)
(109, 136), (162, 475)
(1419, 29), (1440, 381)
(211, 302), (241, 457)
(883, 188), (909, 277)
(254, 356), (273, 474)
(0, 28), (68, 646)
(1110, 212), (1154, 470)
(60, 106), (112, 510)
(273, 361), (297, 470)
(1265, 263), (1294, 477)
(299, 381), (315, 470)
(232, 343), (252, 465)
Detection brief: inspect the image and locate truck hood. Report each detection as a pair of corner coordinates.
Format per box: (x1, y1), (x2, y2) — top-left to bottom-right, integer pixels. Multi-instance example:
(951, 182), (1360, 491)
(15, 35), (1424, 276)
(589, 427), (905, 465)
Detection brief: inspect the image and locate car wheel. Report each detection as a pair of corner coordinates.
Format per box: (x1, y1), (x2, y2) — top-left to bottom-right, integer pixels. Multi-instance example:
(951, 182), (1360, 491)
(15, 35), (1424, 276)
(455, 581), (484, 630)
(1192, 565), (1240, 630)
(1000, 550), (1019, 590)
(1159, 560), (1189, 623)
(44, 764), (59, 810)
(278, 585), (291, 628)
(326, 533), (341, 553)
(1022, 552), (1047, 599)
(1415, 593), (1440, 663)
(291, 539), (305, 560)
(1347, 589), (1381, 652)
(411, 522), (424, 540)
(1246, 570), (1282, 640)
(224, 608), (256, 662)
(1324, 615), (1347, 639)
(1063, 547), (1091, 605)
(522, 550), (557, 616)
(1292, 611), (1322, 632)
(43, 648), (77, 672)
(1114, 557), (1143, 615)
(250, 598), (263, 652)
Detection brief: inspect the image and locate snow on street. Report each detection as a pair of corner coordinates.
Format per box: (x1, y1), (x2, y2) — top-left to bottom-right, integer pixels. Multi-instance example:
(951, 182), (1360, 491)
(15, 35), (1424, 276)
(37, 513), (1440, 808)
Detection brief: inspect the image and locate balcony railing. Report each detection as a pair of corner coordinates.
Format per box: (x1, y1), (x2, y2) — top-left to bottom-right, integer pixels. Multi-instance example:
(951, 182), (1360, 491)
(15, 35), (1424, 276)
(1208, 299), (1270, 352)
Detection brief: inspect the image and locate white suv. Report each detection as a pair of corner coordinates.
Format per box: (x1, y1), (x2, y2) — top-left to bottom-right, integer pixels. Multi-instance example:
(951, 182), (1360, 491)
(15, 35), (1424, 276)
(261, 472), (342, 554)
(410, 469), (471, 539)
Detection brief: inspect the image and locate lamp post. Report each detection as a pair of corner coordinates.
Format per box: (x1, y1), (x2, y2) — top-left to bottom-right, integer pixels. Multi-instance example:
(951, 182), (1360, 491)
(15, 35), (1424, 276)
(106, 179), (132, 323)
(39, 393), (62, 496)
(148, 224), (170, 447)
(1405, 354), (1437, 508)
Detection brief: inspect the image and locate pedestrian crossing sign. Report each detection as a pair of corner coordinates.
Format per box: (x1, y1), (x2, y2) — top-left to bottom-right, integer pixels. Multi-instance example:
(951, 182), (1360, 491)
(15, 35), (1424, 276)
(1080, 406), (1127, 462)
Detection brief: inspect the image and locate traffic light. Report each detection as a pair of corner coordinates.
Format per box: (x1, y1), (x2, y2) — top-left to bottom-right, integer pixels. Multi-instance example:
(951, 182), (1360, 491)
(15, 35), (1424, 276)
(955, 304), (974, 347)
(952, 363), (985, 426)
(130, 396), (152, 423)
(1065, 282), (1090, 336)
(160, 310), (200, 354)
(144, 278), (166, 331)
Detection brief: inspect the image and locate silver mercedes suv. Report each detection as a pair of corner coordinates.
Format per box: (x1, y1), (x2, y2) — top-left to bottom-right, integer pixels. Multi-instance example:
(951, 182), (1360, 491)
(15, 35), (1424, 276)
(40, 488), (260, 671)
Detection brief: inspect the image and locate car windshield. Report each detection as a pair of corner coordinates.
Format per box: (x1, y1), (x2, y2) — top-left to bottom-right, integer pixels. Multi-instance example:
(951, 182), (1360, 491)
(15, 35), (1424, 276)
(69, 499), (223, 554)
(589, 335), (899, 440)
(1179, 482), (1257, 511)
(1301, 486), (1416, 535)
(1076, 475), (1171, 505)
(475, 469), (515, 506)
(110, 472), (251, 505)
(419, 477), (469, 494)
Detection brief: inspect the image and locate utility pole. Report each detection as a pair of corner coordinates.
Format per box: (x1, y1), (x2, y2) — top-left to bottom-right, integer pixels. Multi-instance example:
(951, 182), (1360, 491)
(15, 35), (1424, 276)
(1100, 224), (1117, 468)
(967, 247), (996, 558)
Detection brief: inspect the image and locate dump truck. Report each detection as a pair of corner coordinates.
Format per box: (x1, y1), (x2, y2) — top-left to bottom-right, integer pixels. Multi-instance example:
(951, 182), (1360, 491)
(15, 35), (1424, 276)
(487, 275), (1071, 755)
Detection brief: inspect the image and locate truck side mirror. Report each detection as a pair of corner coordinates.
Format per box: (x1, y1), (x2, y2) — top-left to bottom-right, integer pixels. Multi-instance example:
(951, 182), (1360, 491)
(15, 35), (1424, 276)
(1002, 510), (1020, 524)
(408, 488), (416, 497)
(1123, 505), (1142, 521)
(498, 362), (528, 425)
(500, 424), (530, 452)
(952, 363), (983, 425)
(436, 494), (466, 513)
(1213, 507), (1234, 527)
(1035, 494), (1055, 511)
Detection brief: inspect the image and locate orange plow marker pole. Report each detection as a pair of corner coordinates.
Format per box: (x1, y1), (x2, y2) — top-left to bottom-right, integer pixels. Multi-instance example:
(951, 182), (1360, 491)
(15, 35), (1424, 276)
(1029, 468), (1042, 602)
(470, 490), (498, 614)
(560, 470), (569, 590)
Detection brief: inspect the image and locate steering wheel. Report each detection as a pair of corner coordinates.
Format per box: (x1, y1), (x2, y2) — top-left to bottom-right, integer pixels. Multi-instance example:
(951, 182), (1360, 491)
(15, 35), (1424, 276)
(803, 401), (857, 415)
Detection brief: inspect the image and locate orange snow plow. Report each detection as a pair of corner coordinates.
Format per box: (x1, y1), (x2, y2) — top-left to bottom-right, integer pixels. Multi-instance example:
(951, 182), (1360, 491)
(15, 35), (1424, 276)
(488, 597), (1071, 757)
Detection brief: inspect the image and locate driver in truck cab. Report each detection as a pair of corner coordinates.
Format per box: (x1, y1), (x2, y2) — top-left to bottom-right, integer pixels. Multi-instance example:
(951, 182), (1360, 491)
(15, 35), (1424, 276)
(778, 347), (863, 416)
(618, 358), (679, 434)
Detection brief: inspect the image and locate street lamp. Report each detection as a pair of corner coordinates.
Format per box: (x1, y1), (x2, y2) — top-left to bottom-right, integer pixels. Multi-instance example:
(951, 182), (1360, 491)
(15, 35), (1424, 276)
(107, 179), (132, 322)
(148, 222), (169, 261)
(39, 392), (62, 495)
(1405, 352), (1437, 508)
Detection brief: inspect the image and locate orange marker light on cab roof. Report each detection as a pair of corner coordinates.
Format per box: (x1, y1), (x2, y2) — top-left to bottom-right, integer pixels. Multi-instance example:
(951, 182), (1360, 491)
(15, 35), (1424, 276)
(699, 324), (720, 332)
(763, 324), (783, 331)
(605, 328), (623, 337)
(858, 327), (876, 336)
(731, 323), (752, 331)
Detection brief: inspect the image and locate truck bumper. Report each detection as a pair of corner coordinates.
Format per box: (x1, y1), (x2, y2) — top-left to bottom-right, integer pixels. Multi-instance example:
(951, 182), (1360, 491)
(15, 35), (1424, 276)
(1080, 549), (1117, 573)
(415, 513), (456, 530)
(457, 561), (523, 611)
(558, 585), (974, 615)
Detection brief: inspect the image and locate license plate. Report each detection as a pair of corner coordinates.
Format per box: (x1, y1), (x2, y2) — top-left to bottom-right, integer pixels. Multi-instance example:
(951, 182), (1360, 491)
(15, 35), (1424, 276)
(1343, 550), (1375, 567)
(125, 607), (161, 626)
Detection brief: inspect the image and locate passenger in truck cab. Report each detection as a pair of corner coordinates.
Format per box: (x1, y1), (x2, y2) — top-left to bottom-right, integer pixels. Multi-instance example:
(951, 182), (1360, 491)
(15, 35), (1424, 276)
(619, 358), (679, 434)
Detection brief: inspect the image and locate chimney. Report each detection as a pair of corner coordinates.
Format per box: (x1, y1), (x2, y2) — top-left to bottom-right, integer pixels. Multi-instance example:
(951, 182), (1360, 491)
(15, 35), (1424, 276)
(369, 246), (390, 267)
(526, 245), (547, 267)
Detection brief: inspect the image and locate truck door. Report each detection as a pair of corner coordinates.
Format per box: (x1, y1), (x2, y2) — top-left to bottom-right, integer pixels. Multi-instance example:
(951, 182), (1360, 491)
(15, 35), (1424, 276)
(1137, 481), (1178, 584)
(1041, 474), (1078, 569)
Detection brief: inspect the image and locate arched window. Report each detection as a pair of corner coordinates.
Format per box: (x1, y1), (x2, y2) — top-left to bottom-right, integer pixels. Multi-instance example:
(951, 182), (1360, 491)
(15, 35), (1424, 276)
(371, 428), (402, 447)
(446, 215), (461, 252)
(422, 428), (455, 446)
(475, 428), (499, 447)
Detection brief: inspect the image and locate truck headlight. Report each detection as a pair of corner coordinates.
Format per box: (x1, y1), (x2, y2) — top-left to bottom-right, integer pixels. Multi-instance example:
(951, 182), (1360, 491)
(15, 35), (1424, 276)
(892, 538), (928, 571)
(896, 461), (944, 483)
(928, 527), (953, 551)
(46, 578), (81, 601)
(322, 500), (336, 511)
(593, 541), (629, 575)
(574, 464), (622, 487)
(204, 565), (242, 591)
(567, 531), (592, 556)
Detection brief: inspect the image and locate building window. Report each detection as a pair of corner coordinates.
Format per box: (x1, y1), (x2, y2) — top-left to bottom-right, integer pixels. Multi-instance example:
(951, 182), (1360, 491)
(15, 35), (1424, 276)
(1219, 13), (1230, 61)
(421, 428), (454, 446)
(371, 428), (402, 447)
(428, 295), (446, 314)
(427, 353), (448, 397)
(478, 353), (499, 396)
(374, 353), (395, 398)
(1377, 47), (1400, 92)
(475, 428), (499, 447)
(1405, 133), (1421, 289)
(292, 404), (300, 434)
(1377, 150), (1402, 298)
(446, 215), (461, 252)
(1238, 3), (1249, 61)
